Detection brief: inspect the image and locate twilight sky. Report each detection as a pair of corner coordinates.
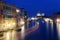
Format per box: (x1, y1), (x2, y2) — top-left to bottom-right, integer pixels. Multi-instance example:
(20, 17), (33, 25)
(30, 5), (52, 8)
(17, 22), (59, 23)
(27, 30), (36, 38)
(2, 0), (60, 17)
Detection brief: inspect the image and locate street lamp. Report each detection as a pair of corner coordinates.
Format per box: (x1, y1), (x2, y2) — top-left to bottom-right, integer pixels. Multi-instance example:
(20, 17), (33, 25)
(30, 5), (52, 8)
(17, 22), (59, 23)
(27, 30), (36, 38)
(16, 9), (20, 13)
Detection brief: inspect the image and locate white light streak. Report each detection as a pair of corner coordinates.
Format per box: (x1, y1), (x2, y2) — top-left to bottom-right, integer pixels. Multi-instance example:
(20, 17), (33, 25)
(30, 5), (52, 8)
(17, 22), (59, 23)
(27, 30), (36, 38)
(50, 19), (53, 32)
(25, 22), (39, 36)
(21, 25), (25, 40)
(56, 19), (60, 40)
(12, 30), (17, 40)
(6, 31), (11, 40)
(44, 18), (50, 30)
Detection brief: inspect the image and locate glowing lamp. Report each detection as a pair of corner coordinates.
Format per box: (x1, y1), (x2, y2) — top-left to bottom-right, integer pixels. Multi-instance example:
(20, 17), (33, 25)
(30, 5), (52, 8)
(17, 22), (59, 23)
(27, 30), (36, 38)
(16, 9), (20, 13)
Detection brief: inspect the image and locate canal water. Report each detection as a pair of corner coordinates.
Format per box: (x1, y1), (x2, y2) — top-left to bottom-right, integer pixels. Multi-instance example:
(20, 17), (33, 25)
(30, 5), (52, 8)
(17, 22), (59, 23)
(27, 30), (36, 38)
(25, 20), (58, 40)
(0, 20), (59, 40)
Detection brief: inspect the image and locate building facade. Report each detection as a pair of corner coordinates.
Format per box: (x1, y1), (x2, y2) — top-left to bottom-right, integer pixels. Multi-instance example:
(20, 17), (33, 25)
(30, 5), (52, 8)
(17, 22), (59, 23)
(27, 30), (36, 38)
(0, 0), (27, 40)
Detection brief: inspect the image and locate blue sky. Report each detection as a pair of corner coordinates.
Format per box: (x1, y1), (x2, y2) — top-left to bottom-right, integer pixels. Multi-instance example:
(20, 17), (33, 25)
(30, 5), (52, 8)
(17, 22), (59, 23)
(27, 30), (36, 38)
(2, 0), (60, 17)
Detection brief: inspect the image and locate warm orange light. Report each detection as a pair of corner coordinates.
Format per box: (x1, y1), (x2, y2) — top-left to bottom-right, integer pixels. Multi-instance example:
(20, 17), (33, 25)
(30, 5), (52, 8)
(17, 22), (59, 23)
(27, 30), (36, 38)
(1, 18), (16, 30)
(56, 19), (60, 22)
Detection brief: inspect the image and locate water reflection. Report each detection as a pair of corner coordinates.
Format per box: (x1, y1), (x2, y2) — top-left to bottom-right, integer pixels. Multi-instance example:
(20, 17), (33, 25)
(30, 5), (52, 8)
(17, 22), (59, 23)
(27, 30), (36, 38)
(55, 19), (60, 40)
(0, 21), (39, 40)
(0, 18), (59, 40)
